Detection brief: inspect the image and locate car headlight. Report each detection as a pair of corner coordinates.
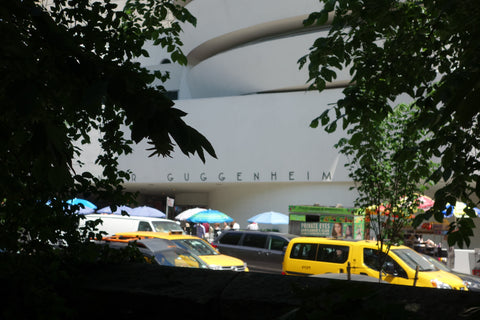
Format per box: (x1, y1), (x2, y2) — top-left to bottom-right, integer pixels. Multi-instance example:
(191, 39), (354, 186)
(431, 279), (452, 289)
(463, 280), (480, 290)
(208, 264), (223, 270)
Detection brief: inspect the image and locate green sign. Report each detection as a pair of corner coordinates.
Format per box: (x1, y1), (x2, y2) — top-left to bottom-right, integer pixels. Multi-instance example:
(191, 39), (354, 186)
(317, 215), (353, 223)
(289, 205), (361, 215)
(300, 222), (333, 237)
(290, 214), (306, 222)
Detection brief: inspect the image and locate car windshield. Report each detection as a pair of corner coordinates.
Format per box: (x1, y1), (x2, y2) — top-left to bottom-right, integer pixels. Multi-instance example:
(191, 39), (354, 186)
(153, 249), (208, 269)
(173, 239), (219, 256)
(392, 248), (436, 271)
(152, 221), (183, 233)
(423, 255), (450, 272)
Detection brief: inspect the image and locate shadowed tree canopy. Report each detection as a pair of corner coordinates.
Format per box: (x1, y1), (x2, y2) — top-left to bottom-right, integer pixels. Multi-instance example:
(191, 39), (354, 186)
(336, 103), (438, 247)
(0, 0), (216, 253)
(301, 0), (480, 247)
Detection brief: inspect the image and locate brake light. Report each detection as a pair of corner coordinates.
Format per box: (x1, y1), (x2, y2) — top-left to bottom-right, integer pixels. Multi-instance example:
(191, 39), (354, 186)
(472, 268), (480, 276)
(211, 244), (218, 248)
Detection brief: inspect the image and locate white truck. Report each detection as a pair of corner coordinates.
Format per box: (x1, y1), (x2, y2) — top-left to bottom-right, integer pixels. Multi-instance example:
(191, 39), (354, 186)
(78, 214), (184, 237)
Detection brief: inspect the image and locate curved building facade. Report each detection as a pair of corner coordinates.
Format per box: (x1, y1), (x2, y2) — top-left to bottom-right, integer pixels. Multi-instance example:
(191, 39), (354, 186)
(109, 0), (358, 230)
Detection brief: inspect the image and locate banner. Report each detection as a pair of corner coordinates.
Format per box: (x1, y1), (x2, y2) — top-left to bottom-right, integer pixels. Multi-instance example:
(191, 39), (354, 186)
(300, 222), (354, 238)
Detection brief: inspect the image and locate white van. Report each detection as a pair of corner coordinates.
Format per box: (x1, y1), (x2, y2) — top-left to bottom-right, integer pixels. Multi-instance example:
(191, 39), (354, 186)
(78, 214), (184, 237)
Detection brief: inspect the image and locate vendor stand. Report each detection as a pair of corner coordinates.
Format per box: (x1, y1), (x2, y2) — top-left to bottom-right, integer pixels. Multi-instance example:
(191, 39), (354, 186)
(288, 205), (365, 239)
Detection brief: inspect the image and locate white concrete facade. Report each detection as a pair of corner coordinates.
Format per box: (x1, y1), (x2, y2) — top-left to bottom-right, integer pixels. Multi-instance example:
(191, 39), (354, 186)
(118, 90), (357, 231)
(111, 0), (359, 229)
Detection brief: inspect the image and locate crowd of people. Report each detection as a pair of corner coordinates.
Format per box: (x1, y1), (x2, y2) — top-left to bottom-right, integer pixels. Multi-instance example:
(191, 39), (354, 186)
(183, 221), (241, 242)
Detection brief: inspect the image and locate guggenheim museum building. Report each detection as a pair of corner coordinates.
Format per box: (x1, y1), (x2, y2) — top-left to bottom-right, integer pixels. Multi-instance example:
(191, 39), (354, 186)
(84, 0), (358, 229)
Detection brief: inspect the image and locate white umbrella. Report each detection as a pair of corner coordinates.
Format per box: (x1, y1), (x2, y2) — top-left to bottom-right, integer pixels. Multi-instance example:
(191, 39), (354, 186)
(175, 207), (207, 221)
(248, 211), (289, 225)
(97, 205), (133, 215)
(131, 206), (166, 218)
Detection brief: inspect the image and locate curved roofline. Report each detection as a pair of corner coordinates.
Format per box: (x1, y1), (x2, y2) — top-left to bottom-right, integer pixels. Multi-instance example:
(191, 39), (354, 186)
(187, 13), (334, 67)
(254, 80), (352, 95)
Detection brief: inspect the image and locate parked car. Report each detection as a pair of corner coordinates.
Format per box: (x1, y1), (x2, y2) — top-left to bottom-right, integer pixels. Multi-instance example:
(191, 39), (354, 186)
(282, 237), (468, 290)
(78, 214), (184, 237)
(211, 230), (298, 273)
(473, 259), (480, 277)
(422, 254), (480, 292)
(109, 231), (248, 272)
(99, 237), (208, 269)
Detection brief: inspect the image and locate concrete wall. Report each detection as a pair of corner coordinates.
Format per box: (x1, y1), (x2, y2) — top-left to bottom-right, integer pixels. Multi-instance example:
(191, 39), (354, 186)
(115, 89), (356, 225)
(208, 181), (357, 233)
(118, 90), (350, 184)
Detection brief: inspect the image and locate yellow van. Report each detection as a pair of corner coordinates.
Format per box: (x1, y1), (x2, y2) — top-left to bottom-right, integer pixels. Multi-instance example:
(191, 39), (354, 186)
(111, 231), (248, 272)
(282, 237), (467, 290)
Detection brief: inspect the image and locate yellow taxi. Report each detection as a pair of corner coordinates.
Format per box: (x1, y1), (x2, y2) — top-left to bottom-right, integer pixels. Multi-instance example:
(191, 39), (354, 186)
(100, 236), (208, 269)
(282, 237), (467, 290)
(110, 231), (249, 272)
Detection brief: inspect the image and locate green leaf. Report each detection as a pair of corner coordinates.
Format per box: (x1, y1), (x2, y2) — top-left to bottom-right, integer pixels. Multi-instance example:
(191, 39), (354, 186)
(316, 78), (326, 91)
(317, 11), (329, 25)
(325, 121), (337, 133)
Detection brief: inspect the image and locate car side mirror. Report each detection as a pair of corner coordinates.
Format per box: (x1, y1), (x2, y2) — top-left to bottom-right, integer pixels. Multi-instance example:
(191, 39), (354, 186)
(383, 262), (397, 275)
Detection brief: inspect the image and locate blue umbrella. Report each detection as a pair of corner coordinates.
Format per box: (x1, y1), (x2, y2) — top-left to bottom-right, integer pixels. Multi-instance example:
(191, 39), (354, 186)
(248, 211), (289, 225)
(47, 198), (95, 215)
(131, 206), (166, 218)
(66, 198), (97, 209)
(97, 205), (133, 215)
(443, 201), (480, 218)
(187, 209), (233, 224)
(70, 206), (95, 215)
(175, 207), (207, 221)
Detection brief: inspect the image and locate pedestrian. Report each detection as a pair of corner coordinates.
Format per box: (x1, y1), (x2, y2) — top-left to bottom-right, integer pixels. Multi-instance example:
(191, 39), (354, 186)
(247, 222), (259, 230)
(213, 223), (222, 239)
(185, 222), (192, 235)
(231, 221), (240, 230)
(202, 222), (210, 234)
(196, 223), (205, 239)
(222, 222), (230, 231)
(207, 224), (214, 242)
